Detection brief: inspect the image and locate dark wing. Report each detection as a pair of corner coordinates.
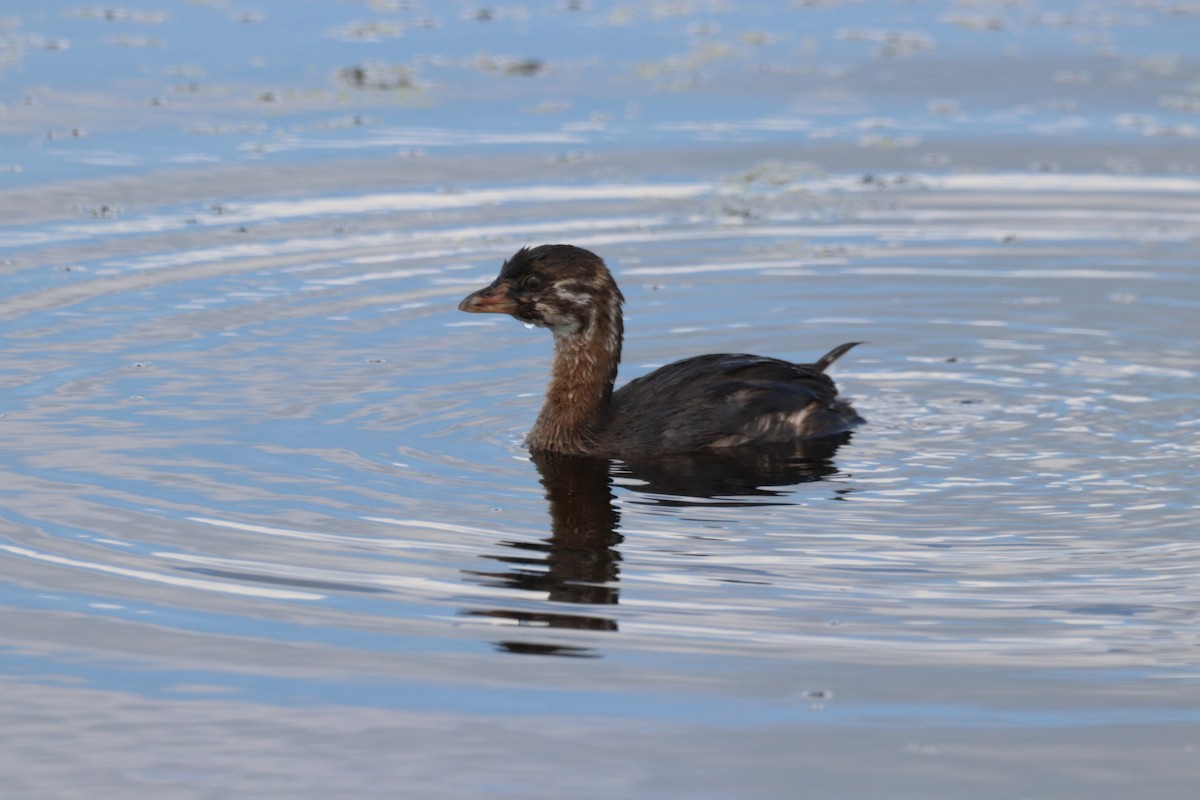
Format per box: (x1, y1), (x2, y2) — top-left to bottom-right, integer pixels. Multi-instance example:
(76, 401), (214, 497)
(616, 353), (837, 404)
(607, 353), (855, 452)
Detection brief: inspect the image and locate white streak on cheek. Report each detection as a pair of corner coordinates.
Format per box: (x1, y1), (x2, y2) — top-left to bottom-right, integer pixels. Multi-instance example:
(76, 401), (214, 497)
(553, 289), (594, 308)
(605, 303), (621, 354)
(538, 302), (581, 335)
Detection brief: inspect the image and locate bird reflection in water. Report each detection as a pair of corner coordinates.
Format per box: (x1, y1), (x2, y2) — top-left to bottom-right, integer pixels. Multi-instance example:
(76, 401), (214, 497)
(464, 451), (619, 658)
(462, 434), (852, 657)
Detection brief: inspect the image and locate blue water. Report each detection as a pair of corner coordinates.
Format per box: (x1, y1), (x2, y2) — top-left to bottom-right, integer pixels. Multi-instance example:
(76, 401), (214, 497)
(2, 2), (1199, 798)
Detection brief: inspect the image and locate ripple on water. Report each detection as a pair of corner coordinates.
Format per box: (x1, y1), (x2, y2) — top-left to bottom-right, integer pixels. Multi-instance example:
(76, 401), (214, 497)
(0, 166), (1197, 670)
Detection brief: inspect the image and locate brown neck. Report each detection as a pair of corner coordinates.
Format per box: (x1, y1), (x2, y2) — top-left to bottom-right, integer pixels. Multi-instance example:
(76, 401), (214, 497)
(526, 311), (623, 454)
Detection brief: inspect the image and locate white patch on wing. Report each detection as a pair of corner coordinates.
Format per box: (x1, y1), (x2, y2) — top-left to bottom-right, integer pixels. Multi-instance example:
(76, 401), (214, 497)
(709, 407), (817, 448)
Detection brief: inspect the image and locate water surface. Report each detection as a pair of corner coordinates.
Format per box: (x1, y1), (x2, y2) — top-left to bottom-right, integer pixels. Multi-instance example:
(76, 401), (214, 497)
(2, 2), (1198, 798)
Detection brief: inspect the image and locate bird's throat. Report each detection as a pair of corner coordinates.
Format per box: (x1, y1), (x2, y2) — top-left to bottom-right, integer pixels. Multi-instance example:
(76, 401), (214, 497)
(526, 322), (622, 453)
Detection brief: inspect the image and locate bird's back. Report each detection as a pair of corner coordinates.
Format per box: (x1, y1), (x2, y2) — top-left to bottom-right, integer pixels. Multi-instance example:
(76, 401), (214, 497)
(602, 346), (862, 456)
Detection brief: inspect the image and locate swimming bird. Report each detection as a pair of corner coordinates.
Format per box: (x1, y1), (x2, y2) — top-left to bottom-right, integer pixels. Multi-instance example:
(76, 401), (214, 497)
(458, 244), (863, 456)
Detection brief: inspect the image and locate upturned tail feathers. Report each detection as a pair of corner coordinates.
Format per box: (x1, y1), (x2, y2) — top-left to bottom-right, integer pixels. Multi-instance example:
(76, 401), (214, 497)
(815, 342), (864, 372)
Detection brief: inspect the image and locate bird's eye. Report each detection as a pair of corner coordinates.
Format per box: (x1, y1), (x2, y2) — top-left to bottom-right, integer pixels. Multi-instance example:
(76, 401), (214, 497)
(521, 275), (543, 291)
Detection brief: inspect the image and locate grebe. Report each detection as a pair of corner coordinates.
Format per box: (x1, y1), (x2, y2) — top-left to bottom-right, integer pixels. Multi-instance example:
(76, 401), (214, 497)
(459, 244), (863, 456)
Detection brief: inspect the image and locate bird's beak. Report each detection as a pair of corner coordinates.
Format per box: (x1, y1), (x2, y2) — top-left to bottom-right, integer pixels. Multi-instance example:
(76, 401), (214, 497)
(458, 282), (518, 315)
